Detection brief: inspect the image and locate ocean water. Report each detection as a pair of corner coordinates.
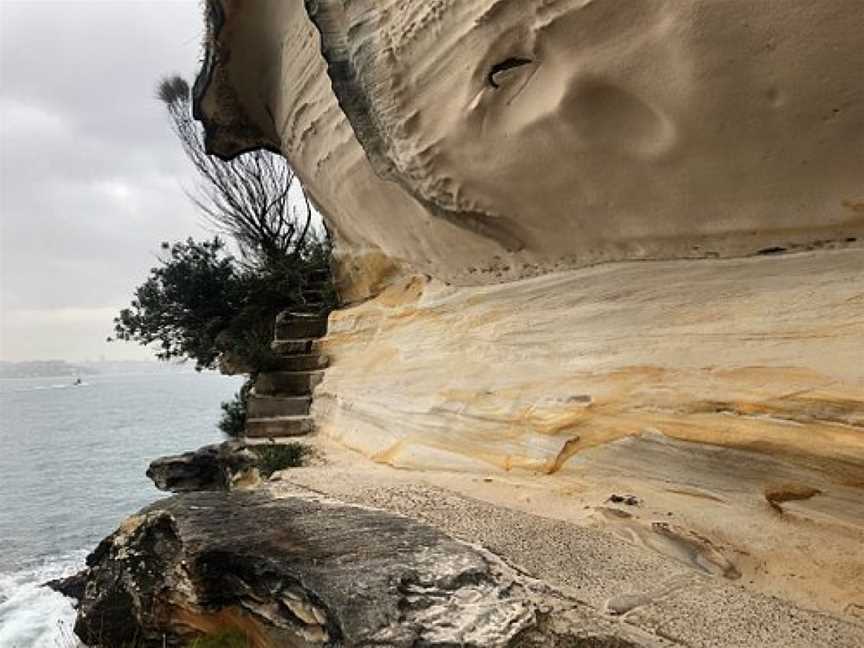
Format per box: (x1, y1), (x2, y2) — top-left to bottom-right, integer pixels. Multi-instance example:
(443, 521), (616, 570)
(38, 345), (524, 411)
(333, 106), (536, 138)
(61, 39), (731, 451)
(0, 371), (245, 647)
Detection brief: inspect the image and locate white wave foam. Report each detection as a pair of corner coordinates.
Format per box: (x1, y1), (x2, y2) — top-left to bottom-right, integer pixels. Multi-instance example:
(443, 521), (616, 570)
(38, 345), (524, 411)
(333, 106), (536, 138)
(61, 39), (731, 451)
(0, 552), (86, 648)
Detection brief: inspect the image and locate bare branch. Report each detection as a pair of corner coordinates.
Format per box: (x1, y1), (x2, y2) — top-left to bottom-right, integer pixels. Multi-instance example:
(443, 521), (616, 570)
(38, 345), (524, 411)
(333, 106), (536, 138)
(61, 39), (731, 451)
(156, 74), (316, 268)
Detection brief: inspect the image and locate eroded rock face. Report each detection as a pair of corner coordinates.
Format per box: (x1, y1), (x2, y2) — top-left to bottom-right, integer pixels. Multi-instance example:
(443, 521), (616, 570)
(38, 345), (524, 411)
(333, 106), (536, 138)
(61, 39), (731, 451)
(65, 491), (657, 647)
(195, 0), (864, 290)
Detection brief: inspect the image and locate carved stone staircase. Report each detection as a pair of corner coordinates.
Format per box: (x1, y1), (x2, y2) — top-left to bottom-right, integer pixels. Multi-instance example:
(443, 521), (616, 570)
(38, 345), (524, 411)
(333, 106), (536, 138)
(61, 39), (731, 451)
(245, 273), (331, 440)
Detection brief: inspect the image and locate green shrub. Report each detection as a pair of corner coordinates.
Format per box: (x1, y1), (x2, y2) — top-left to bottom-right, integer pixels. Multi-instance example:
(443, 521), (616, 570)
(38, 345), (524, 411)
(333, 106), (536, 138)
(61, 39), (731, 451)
(186, 630), (248, 648)
(218, 379), (253, 438)
(253, 443), (311, 476)
(111, 237), (336, 371)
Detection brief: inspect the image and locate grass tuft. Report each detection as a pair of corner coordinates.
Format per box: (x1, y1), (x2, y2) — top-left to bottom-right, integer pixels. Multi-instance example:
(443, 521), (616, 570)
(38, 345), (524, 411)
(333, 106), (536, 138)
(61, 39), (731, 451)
(252, 443), (310, 477)
(218, 379), (252, 438)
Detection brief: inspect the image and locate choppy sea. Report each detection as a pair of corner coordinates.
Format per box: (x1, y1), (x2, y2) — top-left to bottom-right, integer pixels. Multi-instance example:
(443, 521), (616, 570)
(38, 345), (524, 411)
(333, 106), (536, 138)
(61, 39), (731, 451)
(0, 371), (245, 647)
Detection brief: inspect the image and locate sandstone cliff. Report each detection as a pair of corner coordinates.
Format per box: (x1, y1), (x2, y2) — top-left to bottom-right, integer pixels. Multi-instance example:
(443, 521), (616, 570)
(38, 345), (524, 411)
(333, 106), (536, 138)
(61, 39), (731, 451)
(189, 0), (864, 640)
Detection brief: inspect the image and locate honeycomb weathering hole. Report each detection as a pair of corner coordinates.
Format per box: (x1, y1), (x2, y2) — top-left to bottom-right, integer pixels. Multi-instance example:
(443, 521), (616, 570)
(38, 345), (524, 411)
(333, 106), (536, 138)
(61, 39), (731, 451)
(488, 57), (533, 88)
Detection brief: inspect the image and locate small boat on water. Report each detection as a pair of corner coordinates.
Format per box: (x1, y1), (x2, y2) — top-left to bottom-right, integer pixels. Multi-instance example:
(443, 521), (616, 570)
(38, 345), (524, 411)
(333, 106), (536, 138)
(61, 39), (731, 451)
(73, 376), (82, 386)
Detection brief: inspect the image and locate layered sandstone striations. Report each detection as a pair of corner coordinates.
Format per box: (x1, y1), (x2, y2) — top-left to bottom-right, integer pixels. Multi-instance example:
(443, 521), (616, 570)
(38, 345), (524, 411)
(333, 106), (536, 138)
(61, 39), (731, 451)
(196, 0), (864, 291)
(313, 249), (864, 619)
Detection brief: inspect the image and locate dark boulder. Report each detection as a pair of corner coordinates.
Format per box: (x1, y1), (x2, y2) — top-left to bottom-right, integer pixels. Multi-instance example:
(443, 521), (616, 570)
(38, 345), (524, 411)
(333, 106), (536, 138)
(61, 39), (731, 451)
(146, 441), (260, 493)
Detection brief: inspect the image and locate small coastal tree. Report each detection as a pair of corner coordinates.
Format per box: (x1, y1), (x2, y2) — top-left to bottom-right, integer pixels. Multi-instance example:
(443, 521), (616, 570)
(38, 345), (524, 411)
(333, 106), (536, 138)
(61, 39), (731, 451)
(112, 238), (237, 370)
(111, 236), (333, 371)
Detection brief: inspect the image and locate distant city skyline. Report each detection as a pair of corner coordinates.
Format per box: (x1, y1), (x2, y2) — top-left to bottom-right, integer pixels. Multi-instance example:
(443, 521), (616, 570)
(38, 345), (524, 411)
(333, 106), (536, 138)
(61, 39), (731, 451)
(1, 1), (214, 362)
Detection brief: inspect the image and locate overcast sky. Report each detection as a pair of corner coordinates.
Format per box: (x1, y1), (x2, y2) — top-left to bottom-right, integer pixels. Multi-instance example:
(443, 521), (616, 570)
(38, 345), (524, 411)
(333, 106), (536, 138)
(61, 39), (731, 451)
(0, 0), (213, 362)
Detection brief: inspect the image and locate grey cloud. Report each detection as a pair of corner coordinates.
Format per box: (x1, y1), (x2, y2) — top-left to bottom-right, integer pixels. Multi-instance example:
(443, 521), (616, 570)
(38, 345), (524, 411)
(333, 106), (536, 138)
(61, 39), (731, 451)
(0, 1), (218, 361)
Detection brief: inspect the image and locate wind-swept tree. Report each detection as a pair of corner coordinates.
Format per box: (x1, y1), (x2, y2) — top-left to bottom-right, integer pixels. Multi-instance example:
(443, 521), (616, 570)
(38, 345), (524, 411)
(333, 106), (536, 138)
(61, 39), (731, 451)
(156, 75), (313, 268)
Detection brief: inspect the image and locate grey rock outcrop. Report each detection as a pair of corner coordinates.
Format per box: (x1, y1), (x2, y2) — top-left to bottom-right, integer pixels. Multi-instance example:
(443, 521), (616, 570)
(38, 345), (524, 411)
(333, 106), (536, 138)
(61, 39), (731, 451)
(146, 441), (260, 492)
(63, 490), (661, 647)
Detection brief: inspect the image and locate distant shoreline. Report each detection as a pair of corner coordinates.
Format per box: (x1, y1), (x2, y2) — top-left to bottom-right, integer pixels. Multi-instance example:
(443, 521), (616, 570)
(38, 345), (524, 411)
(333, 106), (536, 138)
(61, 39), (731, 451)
(0, 360), (204, 380)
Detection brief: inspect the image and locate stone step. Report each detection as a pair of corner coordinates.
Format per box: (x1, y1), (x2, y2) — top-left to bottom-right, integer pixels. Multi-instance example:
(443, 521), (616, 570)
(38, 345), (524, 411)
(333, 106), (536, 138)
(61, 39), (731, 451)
(270, 339), (316, 356)
(299, 294), (328, 310)
(306, 268), (330, 283)
(276, 309), (323, 322)
(247, 394), (312, 418)
(254, 370), (324, 396)
(292, 307), (328, 320)
(290, 302), (327, 315)
(302, 289), (326, 301)
(274, 317), (328, 341)
(271, 353), (329, 372)
(245, 416), (314, 438)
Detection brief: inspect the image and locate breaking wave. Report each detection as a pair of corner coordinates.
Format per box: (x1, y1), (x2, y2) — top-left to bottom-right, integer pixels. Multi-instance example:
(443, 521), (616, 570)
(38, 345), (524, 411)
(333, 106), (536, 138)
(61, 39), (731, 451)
(0, 553), (86, 648)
